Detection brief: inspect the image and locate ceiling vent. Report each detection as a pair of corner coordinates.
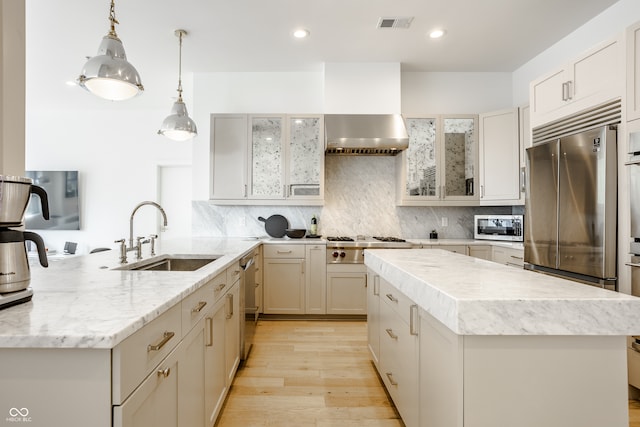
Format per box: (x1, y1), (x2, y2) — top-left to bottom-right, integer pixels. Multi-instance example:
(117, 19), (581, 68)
(377, 17), (414, 29)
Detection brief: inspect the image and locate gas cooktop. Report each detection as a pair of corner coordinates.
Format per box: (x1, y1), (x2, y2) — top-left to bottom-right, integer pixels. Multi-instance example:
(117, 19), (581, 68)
(325, 236), (412, 248)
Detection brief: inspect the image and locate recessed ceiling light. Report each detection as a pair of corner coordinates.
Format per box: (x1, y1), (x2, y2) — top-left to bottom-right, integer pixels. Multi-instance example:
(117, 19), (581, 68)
(293, 29), (310, 39)
(429, 29), (446, 39)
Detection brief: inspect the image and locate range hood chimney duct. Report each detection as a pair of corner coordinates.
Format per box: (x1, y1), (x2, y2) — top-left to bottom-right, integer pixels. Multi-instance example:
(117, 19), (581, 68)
(324, 114), (409, 156)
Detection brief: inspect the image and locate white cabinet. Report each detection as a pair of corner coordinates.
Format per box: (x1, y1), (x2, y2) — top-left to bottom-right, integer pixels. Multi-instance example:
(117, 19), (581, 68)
(210, 114), (324, 205)
(397, 115), (478, 206)
(479, 108), (521, 204)
(378, 277), (419, 427)
(367, 272), (381, 367)
(424, 244), (468, 255)
(254, 245), (263, 313)
(204, 285), (227, 426)
(263, 244), (306, 314)
(305, 244), (327, 314)
(224, 278), (240, 385)
(530, 35), (623, 128)
(492, 246), (524, 268)
(468, 245), (492, 260)
(628, 22), (640, 121)
(326, 264), (367, 315)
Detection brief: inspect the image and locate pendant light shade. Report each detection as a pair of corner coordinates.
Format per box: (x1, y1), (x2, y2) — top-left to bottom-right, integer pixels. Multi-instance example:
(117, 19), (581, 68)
(77, 0), (144, 101)
(158, 29), (198, 141)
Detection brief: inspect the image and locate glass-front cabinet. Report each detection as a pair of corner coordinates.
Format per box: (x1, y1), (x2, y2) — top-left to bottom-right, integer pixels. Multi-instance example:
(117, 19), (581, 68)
(211, 113), (324, 204)
(396, 115), (478, 205)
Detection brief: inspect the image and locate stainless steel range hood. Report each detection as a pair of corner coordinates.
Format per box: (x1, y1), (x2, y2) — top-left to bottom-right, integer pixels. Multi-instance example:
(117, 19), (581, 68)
(324, 114), (409, 155)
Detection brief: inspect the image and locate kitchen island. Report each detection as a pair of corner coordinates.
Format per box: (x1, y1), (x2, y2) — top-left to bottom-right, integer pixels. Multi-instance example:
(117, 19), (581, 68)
(0, 237), (259, 427)
(365, 248), (640, 427)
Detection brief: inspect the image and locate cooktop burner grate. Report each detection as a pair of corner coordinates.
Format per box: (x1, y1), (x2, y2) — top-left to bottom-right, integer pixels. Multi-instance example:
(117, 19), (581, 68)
(326, 237), (354, 242)
(372, 236), (406, 242)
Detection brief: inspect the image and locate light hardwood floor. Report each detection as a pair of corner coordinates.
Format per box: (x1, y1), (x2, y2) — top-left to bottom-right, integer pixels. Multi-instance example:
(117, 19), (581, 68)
(215, 320), (403, 427)
(216, 319), (640, 427)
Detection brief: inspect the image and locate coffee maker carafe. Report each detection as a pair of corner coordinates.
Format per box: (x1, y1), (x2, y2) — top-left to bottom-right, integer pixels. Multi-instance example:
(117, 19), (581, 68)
(0, 175), (50, 308)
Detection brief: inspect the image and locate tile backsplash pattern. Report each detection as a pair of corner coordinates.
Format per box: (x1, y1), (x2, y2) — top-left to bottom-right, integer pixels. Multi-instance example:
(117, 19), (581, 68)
(193, 156), (520, 238)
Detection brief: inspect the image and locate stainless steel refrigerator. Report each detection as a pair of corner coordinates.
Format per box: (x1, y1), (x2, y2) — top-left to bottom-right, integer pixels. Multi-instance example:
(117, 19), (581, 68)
(524, 125), (617, 290)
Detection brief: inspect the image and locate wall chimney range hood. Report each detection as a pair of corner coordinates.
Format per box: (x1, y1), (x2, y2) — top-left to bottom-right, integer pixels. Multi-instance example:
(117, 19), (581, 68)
(324, 114), (409, 155)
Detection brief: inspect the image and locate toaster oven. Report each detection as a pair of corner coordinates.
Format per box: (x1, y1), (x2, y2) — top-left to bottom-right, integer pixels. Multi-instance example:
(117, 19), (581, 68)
(474, 214), (523, 242)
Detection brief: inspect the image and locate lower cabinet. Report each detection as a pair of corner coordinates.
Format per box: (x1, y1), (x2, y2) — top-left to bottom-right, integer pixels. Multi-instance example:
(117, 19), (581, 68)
(376, 277), (419, 427)
(468, 245), (492, 260)
(492, 246), (524, 267)
(326, 263), (367, 315)
(115, 267), (241, 427)
(263, 244), (327, 315)
(366, 272), (380, 367)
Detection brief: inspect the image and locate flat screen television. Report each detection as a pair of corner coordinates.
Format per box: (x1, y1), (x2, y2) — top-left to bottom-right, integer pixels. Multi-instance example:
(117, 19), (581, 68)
(24, 171), (80, 230)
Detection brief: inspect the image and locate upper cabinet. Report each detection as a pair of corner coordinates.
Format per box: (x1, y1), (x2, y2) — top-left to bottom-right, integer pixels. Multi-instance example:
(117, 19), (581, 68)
(211, 114), (324, 205)
(396, 115), (478, 206)
(530, 35), (623, 128)
(478, 107), (522, 205)
(627, 22), (640, 122)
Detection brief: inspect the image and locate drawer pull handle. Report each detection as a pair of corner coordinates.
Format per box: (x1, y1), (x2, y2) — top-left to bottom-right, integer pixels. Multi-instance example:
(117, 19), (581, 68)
(205, 317), (213, 347)
(277, 250), (292, 254)
(385, 328), (398, 340)
(157, 368), (171, 378)
(410, 304), (419, 336)
(385, 372), (398, 386)
(510, 255), (523, 260)
(147, 331), (175, 352)
(386, 293), (398, 303)
(216, 283), (227, 292)
(192, 301), (207, 313)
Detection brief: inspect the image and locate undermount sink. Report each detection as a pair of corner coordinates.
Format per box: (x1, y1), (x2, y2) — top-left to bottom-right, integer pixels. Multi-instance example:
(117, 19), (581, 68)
(115, 255), (219, 272)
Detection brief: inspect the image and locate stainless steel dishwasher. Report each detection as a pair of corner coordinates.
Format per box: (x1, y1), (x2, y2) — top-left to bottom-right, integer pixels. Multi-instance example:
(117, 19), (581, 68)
(239, 251), (257, 360)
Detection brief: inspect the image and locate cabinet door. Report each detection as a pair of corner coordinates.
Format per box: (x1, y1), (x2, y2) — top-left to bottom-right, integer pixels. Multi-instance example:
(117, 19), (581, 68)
(178, 319), (205, 427)
(225, 282), (240, 385)
(479, 108), (520, 203)
(366, 272), (381, 367)
(249, 115), (284, 199)
(628, 22), (640, 122)
(114, 346), (180, 427)
(401, 117), (440, 201)
(305, 244), (327, 314)
(326, 271), (367, 315)
(286, 115), (324, 200)
(204, 298), (227, 427)
(468, 245), (491, 260)
(442, 116), (478, 201)
(530, 68), (567, 125)
(263, 258), (305, 314)
(211, 115), (248, 200)
(437, 245), (468, 255)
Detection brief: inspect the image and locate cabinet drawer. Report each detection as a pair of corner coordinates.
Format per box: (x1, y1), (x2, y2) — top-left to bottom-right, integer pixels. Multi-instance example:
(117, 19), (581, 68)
(182, 281), (214, 336)
(263, 244), (305, 258)
(113, 343), (181, 427)
(112, 303), (182, 405)
(492, 246), (524, 267)
(211, 271), (229, 302)
(380, 278), (417, 326)
(227, 263), (242, 285)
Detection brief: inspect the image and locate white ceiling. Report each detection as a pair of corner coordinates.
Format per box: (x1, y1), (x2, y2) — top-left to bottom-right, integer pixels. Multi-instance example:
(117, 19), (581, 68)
(25, 0), (619, 105)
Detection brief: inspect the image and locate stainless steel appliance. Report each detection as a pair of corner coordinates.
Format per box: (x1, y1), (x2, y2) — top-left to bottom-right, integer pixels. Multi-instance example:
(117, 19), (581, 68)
(525, 103), (618, 290)
(474, 215), (523, 242)
(0, 175), (50, 309)
(239, 251), (256, 360)
(324, 114), (409, 155)
(326, 236), (414, 264)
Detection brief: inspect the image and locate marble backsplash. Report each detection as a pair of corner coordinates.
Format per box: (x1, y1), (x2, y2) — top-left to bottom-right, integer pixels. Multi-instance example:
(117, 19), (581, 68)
(193, 156), (522, 239)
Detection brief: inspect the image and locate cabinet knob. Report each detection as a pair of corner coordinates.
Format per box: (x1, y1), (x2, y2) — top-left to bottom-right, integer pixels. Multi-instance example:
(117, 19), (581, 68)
(157, 368), (171, 378)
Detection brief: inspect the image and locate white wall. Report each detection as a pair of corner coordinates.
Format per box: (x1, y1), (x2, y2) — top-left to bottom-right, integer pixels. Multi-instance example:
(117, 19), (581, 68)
(512, 0), (640, 106)
(402, 72), (513, 113)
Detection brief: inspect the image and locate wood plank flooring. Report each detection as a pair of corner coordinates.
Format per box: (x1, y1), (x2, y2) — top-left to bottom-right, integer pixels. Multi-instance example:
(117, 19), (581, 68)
(216, 318), (640, 427)
(215, 320), (403, 427)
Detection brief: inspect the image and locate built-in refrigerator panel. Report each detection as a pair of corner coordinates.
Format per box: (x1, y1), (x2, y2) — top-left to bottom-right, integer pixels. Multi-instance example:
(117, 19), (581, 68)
(557, 127), (617, 280)
(524, 141), (559, 270)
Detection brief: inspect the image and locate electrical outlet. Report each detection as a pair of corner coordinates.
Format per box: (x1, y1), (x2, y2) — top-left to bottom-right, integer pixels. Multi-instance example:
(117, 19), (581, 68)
(441, 217), (448, 227)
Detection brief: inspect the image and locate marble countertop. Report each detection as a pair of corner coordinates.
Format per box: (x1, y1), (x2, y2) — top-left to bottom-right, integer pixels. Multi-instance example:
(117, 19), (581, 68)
(0, 237), (260, 349)
(408, 238), (524, 249)
(365, 248), (640, 336)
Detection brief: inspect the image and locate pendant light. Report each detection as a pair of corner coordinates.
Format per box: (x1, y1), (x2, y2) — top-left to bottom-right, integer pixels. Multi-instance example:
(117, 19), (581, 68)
(158, 29), (198, 141)
(77, 0), (144, 101)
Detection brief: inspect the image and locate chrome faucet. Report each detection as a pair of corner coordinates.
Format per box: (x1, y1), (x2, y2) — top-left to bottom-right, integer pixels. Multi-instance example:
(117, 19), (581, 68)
(128, 201), (168, 250)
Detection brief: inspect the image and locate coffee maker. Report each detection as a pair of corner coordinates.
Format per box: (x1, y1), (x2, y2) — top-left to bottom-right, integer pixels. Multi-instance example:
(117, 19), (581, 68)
(0, 175), (50, 309)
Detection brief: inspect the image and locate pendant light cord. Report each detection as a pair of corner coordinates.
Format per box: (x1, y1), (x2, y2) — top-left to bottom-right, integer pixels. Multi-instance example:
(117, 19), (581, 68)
(108, 0), (119, 38)
(176, 31), (184, 102)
